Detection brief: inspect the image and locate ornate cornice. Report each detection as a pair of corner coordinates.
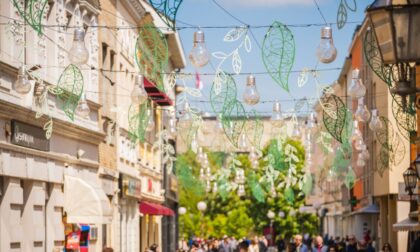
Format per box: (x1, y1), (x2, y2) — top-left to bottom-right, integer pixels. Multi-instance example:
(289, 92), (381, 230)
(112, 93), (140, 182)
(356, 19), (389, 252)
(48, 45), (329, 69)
(120, 0), (146, 23)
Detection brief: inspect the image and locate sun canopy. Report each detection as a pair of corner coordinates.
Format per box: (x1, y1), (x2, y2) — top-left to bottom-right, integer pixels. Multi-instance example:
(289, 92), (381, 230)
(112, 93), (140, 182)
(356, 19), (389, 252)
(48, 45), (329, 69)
(393, 218), (420, 232)
(64, 175), (113, 224)
(139, 201), (175, 216)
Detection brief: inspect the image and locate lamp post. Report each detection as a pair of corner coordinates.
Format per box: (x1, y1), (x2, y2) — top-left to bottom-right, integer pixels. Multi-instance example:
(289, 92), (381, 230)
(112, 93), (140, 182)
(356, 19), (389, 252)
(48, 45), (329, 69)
(197, 201), (207, 238)
(366, 0), (420, 112)
(404, 166), (418, 211)
(267, 210), (275, 247)
(178, 207), (187, 243)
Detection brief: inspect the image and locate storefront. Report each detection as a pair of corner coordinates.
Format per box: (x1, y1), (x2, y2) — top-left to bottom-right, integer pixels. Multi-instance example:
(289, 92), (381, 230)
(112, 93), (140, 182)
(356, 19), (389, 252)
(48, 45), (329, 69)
(118, 174), (142, 252)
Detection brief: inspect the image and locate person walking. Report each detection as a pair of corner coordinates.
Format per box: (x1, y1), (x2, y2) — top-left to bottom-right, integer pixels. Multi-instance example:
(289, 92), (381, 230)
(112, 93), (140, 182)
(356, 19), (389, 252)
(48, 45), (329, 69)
(312, 236), (327, 252)
(345, 236), (357, 252)
(276, 235), (286, 252)
(382, 243), (392, 252)
(292, 235), (309, 252)
(219, 235), (232, 252)
(249, 237), (260, 252)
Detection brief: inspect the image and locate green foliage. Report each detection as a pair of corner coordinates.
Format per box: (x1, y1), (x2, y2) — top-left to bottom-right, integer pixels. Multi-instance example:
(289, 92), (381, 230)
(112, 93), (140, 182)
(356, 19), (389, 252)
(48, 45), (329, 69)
(177, 140), (318, 240)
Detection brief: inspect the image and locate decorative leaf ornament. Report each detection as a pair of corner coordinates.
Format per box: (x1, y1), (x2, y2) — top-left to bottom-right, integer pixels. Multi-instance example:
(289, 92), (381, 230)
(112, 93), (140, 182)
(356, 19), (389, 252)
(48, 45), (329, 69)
(344, 167), (356, 189)
(148, 0), (183, 31)
(322, 94), (348, 143)
(248, 171), (266, 203)
(245, 110), (265, 150)
(135, 24), (169, 92)
(128, 101), (150, 143)
(12, 0), (49, 35)
(56, 64), (84, 121)
(297, 68), (310, 88)
(153, 129), (176, 174)
(262, 21), (295, 92)
(210, 72), (238, 114)
(336, 0), (357, 30)
(221, 100), (246, 148)
(301, 172), (313, 196)
(392, 96), (417, 142)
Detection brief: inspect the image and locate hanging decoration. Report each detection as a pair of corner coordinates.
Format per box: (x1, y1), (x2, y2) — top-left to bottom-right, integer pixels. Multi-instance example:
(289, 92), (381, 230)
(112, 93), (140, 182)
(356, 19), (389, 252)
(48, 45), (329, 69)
(297, 68), (310, 88)
(128, 100), (150, 143)
(55, 64), (84, 121)
(148, 0), (183, 31)
(344, 166), (356, 189)
(135, 24), (169, 92)
(321, 94), (348, 143)
(153, 129), (176, 174)
(262, 21), (295, 92)
(210, 72), (238, 114)
(221, 100), (246, 148)
(245, 110), (264, 150)
(336, 0), (357, 30)
(12, 0), (49, 35)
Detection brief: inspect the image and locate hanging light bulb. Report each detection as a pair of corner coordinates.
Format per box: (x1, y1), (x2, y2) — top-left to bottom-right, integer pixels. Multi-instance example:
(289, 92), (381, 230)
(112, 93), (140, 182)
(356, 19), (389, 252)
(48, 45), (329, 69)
(13, 65), (32, 94)
(189, 30), (210, 68)
(131, 74), (148, 105)
(306, 112), (317, 131)
(179, 102), (193, 128)
(212, 182), (218, 193)
(190, 133), (198, 153)
(68, 28), (89, 65)
(75, 93), (90, 118)
(199, 167), (205, 181)
(355, 98), (371, 122)
(237, 185), (246, 197)
(350, 120), (362, 142)
(243, 75), (260, 105)
(271, 101), (284, 126)
(356, 154), (366, 167)
(197, 147), (204, 162)
(348, 68), (366, 99)
(270, 186), (277, 198)
(361, 145), (370, 160)
(215, 114), (224, 134)
(169, 116), (177, 137)
(316, 26), (337, 64)
(251, 159), (259, 169)
(146, 108), (155, 132)
(205, 180), (211, 193)
(369, 109), (383, 131)
(354, 139), (365, 151)
(238, 133), (248, 150)
(291, 123), (301, 140)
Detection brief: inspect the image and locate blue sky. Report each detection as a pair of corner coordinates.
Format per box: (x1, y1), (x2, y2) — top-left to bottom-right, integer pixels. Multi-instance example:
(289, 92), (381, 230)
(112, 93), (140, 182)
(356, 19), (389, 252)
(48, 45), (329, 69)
(176, 0), (370, 115)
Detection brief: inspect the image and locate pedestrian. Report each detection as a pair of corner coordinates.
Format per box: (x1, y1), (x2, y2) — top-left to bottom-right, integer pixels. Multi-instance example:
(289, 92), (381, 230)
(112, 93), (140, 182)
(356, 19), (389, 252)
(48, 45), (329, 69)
(312, 236), (328, 252)
(276, 235), (286, 252)
(249, 237), (260, 252)
(410, 234), (420, 252)
(219, 235), (232, 252)
(239, 240), (250, 252)
(382, 243), (392, 252)
(345, 235), (357, 252)
(292, 234), (309, 252)
(258, 236), (267, 252)
(326, 244), (337, 252)
(357, 240), (368, 252)
(150, 244), (159, 252)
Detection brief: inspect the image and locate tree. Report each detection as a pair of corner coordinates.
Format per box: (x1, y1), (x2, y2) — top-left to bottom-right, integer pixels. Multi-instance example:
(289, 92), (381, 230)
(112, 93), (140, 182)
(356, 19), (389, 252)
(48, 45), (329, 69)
(176, 138), (318, 239)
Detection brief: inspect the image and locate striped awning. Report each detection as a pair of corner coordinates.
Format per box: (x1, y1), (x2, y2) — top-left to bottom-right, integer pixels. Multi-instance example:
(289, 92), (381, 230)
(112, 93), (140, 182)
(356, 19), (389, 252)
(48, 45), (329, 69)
(393, 218), (420, 232)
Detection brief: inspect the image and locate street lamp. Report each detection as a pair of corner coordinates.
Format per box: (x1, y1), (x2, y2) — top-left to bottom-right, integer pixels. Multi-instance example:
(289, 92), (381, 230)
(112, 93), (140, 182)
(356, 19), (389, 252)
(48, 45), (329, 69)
(178, 207), (187, 247)
(415, 154), (420, 178)
(404, 166), (418, 196)
(366, 0), (420, 110)
(197, 201), (207, 238)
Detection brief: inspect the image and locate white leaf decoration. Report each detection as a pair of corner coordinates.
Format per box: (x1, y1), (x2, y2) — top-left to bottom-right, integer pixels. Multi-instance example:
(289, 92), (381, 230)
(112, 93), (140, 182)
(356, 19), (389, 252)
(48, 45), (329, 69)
(224, 27), (247, 42)
(297, 67), (309, 87)
(212, 51), (229, 60)
(232, 49), (242, 75)
(244, 35), (252, 53)
(185, 87), (202, 97)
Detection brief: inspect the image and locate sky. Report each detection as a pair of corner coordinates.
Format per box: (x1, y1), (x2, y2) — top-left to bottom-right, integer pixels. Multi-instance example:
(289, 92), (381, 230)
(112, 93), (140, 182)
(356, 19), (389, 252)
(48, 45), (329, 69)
(175, 0), (370, 116)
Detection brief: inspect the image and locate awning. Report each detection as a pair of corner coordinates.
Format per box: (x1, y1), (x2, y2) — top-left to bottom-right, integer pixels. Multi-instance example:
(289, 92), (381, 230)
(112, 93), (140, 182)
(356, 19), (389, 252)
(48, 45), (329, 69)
(393, 218), (420, 232)
(352, 204), (379, 215)
(139, 201), (175, 216)
(64, 176), (113, 224)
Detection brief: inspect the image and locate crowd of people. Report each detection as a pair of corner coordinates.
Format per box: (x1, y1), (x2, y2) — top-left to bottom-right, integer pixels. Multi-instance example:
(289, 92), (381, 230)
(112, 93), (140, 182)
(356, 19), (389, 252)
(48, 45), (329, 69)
(177, 234), (392, 252)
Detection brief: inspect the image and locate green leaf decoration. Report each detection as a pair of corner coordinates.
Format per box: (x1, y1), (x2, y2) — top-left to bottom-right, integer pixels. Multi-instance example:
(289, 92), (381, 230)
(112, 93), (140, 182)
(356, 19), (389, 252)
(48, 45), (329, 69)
(176, 158), (204, 196)
(375, 116), (393, 151)
(56, 64), (84, 121)
(128, 101), (150, 143)
(135, 24), (169, 92)
(262, 21), (295, 92)
(210, 72), (238, 114)
(377, 147), (390, 177)
(284, 187), (295, 204)
(248, 172), (265, 203)
(392, 96), (417, 143)
(344, 0), (357, 12)
(12, 0), (48, 35)
(221, 100), (246, 148)
(267, 140), (286, 171)
(344, 167), (356, 189)
(148, 0), (183, 31)
(337, 0), (347, 30)
(245, 110), (265, 150)
(302, 172), (313, 196)
(322, 94), (348, 143)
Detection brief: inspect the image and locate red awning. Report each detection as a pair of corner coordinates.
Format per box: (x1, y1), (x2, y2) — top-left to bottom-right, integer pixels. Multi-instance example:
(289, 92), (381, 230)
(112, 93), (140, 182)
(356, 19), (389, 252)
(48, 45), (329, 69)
(139, 202), (175, 216)
(144, 77), (174, 106)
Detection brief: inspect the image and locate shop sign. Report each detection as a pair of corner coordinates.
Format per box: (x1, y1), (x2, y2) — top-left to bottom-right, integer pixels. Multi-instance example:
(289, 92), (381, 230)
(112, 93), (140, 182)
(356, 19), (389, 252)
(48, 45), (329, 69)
(123, 175), (141, 199)
(170, 175), (178, 192)
(11, 120), (50, 151)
